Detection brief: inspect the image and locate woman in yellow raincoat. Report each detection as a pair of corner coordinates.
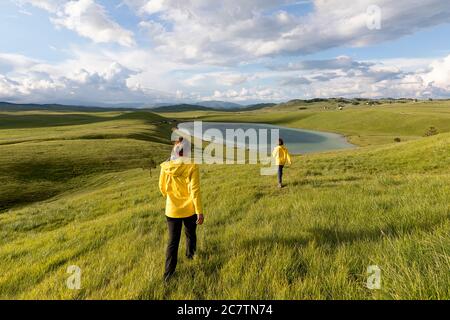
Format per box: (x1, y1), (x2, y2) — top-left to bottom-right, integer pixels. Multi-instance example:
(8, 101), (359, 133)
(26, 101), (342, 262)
(159, 147), (203, 281)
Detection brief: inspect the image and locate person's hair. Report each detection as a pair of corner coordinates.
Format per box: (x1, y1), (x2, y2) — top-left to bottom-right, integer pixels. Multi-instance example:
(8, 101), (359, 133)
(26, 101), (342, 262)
(278, 138), (284, 146)
(173, 136), (184, 146)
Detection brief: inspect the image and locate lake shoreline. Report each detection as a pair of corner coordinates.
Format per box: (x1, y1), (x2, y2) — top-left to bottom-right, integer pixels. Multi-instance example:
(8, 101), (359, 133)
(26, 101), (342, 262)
(178, 121), (355, 155)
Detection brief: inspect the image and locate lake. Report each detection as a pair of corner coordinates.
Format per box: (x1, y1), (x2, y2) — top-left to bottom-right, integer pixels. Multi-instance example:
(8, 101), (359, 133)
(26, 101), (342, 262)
(178, 122), (355, 155)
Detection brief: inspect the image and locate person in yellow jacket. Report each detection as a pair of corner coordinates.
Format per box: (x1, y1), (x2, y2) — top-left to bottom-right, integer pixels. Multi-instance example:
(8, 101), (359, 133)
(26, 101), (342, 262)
(159, 149), (203, 281)
(272, 138), (292, 188)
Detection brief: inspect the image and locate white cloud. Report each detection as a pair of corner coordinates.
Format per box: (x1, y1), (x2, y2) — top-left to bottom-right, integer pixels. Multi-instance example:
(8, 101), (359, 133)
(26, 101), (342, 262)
(19, 0), (135, 46)
(17, 0), (64, 12)
(0, 75), (21, 99)
(183, 72), (250, 87)
(142, 0), (167, 15)
(139, 20), (165, 37)
(4, 1), (450, 104)
(128, 0), (450, 64)
(211, 87), (285, 102)
(0, 53), (40, 73)
(2, 50), (450, 103)
(422, 55), (450, 91)
(0, 47), (178, 104)
(294, 55), (450, 99)
(270, 56), (374, 71)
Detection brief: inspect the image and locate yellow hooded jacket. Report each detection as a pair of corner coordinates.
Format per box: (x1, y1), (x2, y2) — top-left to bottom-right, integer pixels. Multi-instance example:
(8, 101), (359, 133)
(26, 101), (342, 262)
(159, 158), (202, 218)
(272, 145), (292, 166)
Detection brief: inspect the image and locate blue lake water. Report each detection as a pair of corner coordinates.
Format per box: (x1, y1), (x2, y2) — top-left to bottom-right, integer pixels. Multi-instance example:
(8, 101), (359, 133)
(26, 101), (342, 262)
(178, 122), (355, 155)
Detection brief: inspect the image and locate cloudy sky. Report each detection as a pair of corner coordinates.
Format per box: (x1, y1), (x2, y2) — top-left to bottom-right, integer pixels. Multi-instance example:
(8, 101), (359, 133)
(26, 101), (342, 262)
(1, 0), (450, 105)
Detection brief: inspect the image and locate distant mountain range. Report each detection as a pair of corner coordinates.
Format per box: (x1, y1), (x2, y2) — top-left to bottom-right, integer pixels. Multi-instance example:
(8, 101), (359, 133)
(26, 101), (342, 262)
(3, 98), (432, 113)
(0, 101), (277, 112)
(151, 104), (216, 112)
(149, 100), (243, 109)
(194, 101), (242, 109)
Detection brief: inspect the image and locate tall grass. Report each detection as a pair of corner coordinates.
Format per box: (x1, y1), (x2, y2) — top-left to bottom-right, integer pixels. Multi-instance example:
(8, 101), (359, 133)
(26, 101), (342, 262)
(0, 105), (449, 299)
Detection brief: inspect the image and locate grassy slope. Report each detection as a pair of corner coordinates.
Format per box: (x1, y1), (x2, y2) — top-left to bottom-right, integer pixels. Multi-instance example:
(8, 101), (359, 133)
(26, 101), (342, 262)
(0, 111), (173, 211)
(157, 101), (450, 146)
(0, 105), (449, 298)
(0, 111), (173, 145)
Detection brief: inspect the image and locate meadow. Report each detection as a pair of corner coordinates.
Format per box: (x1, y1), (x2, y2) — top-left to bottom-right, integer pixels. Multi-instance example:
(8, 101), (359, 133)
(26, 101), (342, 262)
(0, 100), (449, 299)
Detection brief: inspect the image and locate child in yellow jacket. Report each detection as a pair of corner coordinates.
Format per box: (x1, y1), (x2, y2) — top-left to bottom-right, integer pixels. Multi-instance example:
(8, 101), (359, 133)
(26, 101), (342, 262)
(272, 138), (292, 188)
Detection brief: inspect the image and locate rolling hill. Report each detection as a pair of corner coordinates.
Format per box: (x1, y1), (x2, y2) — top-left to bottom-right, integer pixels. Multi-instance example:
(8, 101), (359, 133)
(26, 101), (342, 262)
(0, 102), (138, 112)
(0, 101), (449, 299)
(0, 101), (271, 113)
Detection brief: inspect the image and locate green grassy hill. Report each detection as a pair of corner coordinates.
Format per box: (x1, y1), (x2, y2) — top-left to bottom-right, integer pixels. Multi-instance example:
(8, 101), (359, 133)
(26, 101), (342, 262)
(1, 103), (450, 299)
(0, 111), (173, 211)
(0, 102), (138, 112)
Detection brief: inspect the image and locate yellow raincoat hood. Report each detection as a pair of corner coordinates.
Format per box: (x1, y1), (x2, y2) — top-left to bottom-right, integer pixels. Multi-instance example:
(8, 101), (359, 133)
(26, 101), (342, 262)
(159, 158), (202, 218)
(161, 160), (191, 179)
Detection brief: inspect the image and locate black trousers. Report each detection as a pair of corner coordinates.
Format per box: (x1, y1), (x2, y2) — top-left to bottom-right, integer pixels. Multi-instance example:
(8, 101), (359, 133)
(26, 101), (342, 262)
(165, 215), (197, 278)
(278, 165), (284, 184)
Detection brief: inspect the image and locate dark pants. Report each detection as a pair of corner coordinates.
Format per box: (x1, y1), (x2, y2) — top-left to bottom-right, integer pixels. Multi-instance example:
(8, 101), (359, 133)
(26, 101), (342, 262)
(278, 165), (284, 185)
(165, 215), (197, 279)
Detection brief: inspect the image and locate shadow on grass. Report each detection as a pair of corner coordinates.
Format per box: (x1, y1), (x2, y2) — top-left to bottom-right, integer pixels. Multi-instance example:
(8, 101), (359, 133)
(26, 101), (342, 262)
(234, 216), (449, 285)
(240, 212), (450, 255)
(309, 218), (449, 247)
(0, 113), (110, 129)
(0, 155), (163, 212)
(242, 215), (449, 253)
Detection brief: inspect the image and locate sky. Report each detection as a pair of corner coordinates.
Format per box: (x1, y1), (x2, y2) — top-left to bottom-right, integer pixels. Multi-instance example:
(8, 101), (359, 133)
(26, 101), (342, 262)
(0, 0), (450, 106)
